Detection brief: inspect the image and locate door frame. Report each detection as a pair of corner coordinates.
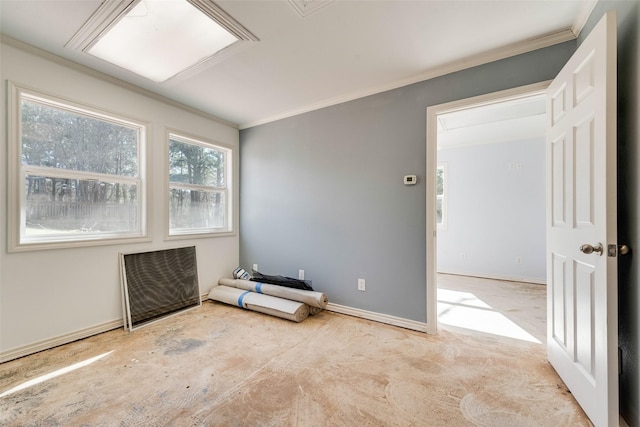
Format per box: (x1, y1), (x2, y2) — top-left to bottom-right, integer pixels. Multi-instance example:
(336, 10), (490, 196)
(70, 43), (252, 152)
(425, 81), (551, 334)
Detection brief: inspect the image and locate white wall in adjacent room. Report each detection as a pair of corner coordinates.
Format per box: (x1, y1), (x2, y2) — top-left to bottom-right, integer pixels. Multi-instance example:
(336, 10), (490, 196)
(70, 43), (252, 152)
(436, 137), (546, 283)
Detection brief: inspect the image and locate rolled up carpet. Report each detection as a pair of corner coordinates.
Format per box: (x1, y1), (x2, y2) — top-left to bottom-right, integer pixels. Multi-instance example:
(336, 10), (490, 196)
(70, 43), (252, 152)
(219, 277), (328, 309)
(209, 285), (309, 323)
(308, 306), (323, 316)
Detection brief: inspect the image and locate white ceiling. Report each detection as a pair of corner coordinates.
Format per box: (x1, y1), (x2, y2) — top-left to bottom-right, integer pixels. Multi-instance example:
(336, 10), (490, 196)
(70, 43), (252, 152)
(0, 0), (595, 129)
(437, 94), (546, 149)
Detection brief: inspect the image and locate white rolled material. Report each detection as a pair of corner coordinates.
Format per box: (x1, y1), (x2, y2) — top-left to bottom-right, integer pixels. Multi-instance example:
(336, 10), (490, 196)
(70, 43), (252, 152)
(308, 306), (323, 316)
(208, 285), (309, 323)
(219, 277), (328, 309)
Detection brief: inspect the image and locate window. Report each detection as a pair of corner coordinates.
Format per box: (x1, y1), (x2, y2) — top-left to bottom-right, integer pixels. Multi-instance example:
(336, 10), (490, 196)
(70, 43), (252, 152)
(168, 132), (232, 236)
(8, 83), (147, 250)
(437, 163), (447, 230)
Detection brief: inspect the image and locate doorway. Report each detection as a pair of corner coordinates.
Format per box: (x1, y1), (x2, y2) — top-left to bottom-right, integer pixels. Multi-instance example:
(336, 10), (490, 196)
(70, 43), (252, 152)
(425, 81), (550, 337)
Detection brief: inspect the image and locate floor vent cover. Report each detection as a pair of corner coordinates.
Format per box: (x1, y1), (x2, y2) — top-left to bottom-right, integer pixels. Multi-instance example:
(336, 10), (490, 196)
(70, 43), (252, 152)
(120, 246), (200, 330)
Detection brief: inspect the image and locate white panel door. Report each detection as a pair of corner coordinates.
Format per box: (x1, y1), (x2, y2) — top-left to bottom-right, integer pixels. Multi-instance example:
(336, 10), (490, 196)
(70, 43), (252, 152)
(546, 11), (618, 427)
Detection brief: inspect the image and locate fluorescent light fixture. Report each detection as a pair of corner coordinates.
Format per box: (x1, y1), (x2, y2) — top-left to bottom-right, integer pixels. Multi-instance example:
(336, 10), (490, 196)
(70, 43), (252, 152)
(87, 0), (236, 82)
(67, 0), (258, 83)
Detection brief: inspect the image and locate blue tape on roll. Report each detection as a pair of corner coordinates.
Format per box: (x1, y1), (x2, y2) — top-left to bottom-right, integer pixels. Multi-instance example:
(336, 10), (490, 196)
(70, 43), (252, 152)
(237, 291), (250, 308)
(255, 283), (263, 293)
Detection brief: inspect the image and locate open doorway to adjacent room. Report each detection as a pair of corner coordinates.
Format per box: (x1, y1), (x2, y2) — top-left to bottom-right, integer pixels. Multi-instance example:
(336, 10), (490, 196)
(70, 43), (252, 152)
(427, 83), (548, 344)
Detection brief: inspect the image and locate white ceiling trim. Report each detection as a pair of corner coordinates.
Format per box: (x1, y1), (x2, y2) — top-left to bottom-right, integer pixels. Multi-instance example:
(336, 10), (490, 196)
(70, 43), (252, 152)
(239, 28), (576, 129)
(188, 0), (259, 41)
(65, 0), (132, 51)
(571, 0), (599, 38)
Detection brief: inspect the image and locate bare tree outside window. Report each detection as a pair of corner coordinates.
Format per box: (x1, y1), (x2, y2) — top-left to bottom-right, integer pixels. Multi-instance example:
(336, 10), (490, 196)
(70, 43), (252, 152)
(15, 88), (145, 247)
(168, 134), (230, 235)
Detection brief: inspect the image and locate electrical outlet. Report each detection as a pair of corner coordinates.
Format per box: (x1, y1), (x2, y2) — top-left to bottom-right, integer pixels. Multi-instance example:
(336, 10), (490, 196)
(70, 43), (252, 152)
(298, 270), (304, 280)
(252, 264), (258, 272)
(358, 278), (366, 291)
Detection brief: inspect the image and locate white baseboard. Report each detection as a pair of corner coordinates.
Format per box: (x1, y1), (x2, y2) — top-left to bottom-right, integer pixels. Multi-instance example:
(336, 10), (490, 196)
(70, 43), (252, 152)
(326, 302), (429, 333)
(3, 302), (428, 363)
(438, 270), (547, 285)
(0, 319), (124, 364)
(3, 297), (213, 363)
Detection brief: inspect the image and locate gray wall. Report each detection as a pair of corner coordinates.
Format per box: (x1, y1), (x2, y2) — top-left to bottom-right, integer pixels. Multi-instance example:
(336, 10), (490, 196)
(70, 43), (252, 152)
(581, 2), (640, 426)
(240, 41), (575, 323)
(437, 138), (546, 282)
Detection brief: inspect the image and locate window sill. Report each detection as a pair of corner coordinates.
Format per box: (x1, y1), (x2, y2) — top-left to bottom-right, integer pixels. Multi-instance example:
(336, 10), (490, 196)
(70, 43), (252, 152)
(165, 229), (236, 241)
(9, 234), (152, 253)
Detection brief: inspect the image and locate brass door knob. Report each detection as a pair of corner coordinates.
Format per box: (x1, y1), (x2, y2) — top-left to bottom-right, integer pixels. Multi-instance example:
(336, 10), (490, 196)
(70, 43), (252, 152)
(580, 243), (603, 256)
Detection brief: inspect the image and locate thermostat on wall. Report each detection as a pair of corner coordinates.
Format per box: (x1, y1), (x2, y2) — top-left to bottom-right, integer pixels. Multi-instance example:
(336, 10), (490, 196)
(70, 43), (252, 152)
(404, 175), (417, 185)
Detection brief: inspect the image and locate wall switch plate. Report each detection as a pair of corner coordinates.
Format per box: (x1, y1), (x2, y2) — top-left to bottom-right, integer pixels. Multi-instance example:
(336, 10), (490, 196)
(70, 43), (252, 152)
(252, 264), (258, 272)
(298, 270), (304, 280)
(358, 278), (366, 291)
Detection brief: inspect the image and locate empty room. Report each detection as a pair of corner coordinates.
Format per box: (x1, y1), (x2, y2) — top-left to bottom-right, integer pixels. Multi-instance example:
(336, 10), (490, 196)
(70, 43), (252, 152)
(1, 1), (639, 426)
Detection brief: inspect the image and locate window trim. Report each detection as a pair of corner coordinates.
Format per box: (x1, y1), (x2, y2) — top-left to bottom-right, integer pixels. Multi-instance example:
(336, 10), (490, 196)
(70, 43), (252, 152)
(165, 129), (234, 240)
(436, 162), (448, 231)
(7, 81), (151, 252)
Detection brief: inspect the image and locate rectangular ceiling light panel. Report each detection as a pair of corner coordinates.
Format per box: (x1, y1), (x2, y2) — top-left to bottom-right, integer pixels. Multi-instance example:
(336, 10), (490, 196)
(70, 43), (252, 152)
(89, 0), (237, 82)
(76, 0), (252, 82)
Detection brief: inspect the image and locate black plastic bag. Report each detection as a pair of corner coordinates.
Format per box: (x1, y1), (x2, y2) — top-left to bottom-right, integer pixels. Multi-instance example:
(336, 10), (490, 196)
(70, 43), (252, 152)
(250, 271), (314, 291)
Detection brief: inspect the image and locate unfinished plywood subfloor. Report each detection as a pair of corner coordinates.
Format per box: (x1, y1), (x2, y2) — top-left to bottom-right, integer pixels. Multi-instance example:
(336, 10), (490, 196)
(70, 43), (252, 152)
(437, 273), (547, 343)
(1, 301), (588, 426)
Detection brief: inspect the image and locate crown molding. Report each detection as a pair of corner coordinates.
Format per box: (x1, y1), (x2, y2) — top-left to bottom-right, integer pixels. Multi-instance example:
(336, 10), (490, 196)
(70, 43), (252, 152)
(1, 35), (239, 129)
(571, 0), (598, 38)
(240, 28), (576, 129)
